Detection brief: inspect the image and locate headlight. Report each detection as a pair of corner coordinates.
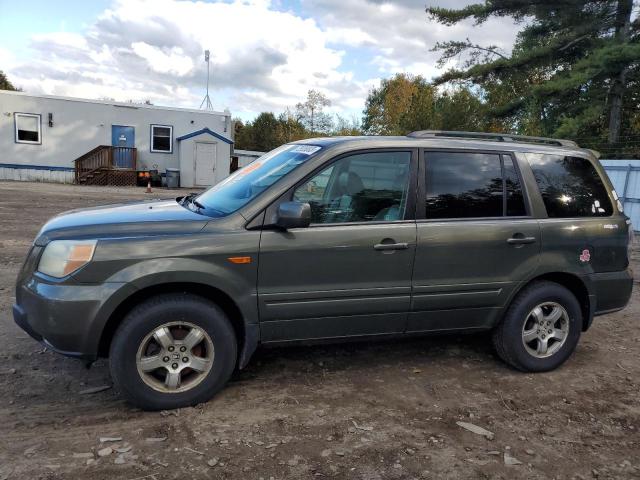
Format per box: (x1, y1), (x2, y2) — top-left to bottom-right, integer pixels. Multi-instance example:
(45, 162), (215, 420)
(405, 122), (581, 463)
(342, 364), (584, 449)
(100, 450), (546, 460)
(38, 240), (97, 278)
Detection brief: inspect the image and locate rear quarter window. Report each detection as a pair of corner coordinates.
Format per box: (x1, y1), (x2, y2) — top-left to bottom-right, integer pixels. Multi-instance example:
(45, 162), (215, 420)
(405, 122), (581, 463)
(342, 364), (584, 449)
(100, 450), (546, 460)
(526, 154), (613, 218)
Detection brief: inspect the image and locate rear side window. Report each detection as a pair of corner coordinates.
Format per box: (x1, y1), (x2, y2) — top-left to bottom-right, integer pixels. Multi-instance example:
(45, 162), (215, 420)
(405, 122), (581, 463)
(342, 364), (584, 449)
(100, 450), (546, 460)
(526, 154), (613, 217)
(424, 151), (527, 219)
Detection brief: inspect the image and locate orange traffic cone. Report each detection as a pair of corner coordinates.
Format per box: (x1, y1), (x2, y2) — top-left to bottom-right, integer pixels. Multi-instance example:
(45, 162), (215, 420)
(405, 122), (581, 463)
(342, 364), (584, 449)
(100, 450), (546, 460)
(146, 180), (152, 193)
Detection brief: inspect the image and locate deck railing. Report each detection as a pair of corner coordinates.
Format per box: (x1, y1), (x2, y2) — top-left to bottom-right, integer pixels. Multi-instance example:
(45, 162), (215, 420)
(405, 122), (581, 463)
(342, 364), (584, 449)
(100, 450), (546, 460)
(74, 146), (137, 183)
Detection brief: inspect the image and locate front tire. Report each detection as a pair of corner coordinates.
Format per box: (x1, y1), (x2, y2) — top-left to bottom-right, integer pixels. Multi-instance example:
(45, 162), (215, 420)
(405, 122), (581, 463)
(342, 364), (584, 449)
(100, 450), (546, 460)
(493, 281), (582, 372)
(109, 293), (237, 410)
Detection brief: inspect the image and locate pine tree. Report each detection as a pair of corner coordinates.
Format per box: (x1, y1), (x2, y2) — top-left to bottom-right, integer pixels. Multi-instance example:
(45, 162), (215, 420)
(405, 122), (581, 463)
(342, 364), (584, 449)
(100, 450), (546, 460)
(427, 0), (639, 143)
(0, 71), (19, 91)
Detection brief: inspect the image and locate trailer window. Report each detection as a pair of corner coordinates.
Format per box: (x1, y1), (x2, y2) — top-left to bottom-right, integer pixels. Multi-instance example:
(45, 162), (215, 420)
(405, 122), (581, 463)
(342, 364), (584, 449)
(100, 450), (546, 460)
(15, 113), (41, 144)
(151, 124), (173, 153)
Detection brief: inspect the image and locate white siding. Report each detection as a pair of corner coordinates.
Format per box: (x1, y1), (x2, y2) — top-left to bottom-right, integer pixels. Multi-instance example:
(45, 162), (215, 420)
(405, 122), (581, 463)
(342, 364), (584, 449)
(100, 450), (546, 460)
(0, 90), (232, 184)
(0, 167), (74, 183)
(179, 133), (231, 188)
(234, 149), (264, 168)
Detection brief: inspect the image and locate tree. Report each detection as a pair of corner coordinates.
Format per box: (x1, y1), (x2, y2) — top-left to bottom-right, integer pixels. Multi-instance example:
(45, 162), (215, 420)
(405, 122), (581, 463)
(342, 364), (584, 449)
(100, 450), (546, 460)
(233, 113), (283, 151)
(0, 71), (19, 91)
(362, 74), (424, 135)
(362, 73), (493, 135)
(233, 118), (250, 149)
(427, 0), (640, 143)
(332, 114), (362, 136)
(295, 90), (333, 134)
(276, 109), (307, 144)
(234, 111), (308, 151)
(250, 112), (281, 151)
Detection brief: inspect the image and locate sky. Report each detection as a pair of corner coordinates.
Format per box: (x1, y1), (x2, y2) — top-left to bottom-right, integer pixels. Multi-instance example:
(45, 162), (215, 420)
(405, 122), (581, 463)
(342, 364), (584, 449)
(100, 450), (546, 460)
(0, 0), (520, 121)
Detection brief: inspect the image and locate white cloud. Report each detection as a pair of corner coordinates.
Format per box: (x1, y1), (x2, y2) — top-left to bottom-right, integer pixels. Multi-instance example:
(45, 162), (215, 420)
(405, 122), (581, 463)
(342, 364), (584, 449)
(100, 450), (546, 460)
(130, 42), (194, 76)
(4, 0), (521, 119)
(324, 27), (378, 47)
(0, 47), (16, 70)
(32, 32), (88, 50)
(303, 0), (520, 76)
(7, 0), (371, 116)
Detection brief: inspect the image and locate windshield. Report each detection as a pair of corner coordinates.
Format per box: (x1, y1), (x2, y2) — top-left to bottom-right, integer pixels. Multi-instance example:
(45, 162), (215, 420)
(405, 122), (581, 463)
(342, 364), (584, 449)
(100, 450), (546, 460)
(194, 144), (322, 217)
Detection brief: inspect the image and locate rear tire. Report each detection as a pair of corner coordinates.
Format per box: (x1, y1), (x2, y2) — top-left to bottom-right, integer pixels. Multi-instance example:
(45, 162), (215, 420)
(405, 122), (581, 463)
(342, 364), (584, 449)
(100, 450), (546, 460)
(493, 281), (582, 372)
(109, 293), (237, 410)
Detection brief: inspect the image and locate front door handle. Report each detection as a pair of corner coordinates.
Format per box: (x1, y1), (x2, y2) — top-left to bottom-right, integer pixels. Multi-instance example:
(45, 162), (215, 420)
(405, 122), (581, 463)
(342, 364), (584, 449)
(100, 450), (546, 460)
(374, 242), (409, 251)
(506, 236), (536, 245)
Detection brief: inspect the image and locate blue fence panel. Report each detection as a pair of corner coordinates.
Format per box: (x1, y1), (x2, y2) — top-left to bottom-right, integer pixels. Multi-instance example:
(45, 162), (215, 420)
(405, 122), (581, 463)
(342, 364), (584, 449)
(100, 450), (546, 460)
(600, 159), (640, 230)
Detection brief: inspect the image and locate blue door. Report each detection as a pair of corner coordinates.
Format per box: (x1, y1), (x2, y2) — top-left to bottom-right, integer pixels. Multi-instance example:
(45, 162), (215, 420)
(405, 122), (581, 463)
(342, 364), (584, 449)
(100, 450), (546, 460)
(111, 125), (135, 168)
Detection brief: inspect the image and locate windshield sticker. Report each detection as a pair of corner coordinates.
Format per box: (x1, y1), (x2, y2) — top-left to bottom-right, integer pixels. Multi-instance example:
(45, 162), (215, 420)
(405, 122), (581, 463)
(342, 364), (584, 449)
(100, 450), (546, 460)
(291, 145), (321, 155)
(235, 161), (263, 177)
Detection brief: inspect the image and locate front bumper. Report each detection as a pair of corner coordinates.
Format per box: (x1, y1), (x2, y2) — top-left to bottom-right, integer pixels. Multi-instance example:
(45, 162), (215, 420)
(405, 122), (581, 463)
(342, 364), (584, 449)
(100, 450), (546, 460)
(13, 275), (132, 360)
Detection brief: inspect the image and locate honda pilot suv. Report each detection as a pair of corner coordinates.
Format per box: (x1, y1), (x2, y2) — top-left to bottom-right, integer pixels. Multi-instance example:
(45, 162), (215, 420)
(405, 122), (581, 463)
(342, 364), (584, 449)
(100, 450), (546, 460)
(14, 131), (633, 410)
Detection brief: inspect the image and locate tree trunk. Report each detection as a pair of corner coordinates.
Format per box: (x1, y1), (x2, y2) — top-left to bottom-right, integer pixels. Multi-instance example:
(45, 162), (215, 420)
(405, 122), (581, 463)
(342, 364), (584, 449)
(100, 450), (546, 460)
(607, 0), (633, 144)
(608, 71), (626, 144)
(310, 107), (315, 134)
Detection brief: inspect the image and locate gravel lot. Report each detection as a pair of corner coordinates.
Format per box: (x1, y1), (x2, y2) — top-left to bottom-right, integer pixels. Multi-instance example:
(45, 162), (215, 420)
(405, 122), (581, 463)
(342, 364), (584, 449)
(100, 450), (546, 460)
(0, 180), (639, 480)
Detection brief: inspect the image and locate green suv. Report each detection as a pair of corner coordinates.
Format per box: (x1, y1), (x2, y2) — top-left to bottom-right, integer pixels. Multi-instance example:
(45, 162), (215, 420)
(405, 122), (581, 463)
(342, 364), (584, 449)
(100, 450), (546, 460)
(14, 131), (633, 410)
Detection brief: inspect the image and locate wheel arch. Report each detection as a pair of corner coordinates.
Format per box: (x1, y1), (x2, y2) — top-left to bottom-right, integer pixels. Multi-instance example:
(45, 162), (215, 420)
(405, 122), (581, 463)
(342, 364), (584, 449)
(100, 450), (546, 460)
(509, 272), (592, 331)
(98, 282), (258, 368)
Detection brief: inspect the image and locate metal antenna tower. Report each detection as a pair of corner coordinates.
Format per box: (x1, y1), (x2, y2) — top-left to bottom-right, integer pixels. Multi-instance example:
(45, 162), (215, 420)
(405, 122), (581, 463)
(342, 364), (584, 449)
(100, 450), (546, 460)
(200, 49), (213, 110)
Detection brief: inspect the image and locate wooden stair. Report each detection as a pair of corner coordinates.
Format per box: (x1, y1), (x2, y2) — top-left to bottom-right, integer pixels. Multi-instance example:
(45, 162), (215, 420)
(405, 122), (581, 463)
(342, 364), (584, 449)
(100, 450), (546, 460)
(74, 146), (137, 186)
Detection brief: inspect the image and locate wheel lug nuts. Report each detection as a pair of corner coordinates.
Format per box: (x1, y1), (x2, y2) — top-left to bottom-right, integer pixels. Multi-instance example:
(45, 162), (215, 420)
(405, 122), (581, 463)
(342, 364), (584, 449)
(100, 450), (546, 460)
(168, 346), (175, 352)
(548, 329), (552, 334)
(163, 356), (170, 362)
(180, 346), (187, 353)
(182, 357), (189, 363)
(172, 363), (179, 369)
(541, 334), (546, 339)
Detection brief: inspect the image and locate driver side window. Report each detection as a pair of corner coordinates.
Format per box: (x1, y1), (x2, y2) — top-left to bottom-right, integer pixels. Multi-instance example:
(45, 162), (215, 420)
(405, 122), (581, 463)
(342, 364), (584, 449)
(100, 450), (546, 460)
(293, 151), (411, 224)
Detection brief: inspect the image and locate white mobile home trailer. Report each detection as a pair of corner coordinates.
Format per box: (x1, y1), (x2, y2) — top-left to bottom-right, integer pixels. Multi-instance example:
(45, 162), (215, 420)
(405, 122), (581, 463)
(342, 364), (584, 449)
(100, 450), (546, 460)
(0, 90), (233, 187)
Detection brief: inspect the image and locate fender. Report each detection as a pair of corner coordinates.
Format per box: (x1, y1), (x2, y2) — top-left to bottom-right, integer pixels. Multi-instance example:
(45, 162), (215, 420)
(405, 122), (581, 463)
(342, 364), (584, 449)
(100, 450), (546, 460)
(502, 265), (594, 331)
(89, 257), (260, 363)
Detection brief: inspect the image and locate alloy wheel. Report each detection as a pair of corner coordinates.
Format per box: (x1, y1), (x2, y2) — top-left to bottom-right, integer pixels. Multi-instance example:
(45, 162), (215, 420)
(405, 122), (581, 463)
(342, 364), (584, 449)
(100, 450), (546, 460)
(521, 302), (570, 359)
(135, 321), (214, 393)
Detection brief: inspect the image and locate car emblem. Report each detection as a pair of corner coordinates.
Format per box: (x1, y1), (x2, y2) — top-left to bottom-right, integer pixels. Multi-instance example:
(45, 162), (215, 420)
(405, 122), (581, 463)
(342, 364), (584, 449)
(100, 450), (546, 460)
(579, 249), (591, 263)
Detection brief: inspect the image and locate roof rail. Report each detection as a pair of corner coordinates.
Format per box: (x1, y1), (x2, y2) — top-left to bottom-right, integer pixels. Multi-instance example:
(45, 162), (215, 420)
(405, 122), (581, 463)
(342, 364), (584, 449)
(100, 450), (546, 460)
(407, 130), (578, 148)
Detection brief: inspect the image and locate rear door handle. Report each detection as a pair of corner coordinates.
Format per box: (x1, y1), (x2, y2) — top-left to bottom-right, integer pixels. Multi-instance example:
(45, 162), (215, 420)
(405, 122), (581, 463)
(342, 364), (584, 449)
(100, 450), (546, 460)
(506, 236), (536, 245)
(374, 242), (409, 251)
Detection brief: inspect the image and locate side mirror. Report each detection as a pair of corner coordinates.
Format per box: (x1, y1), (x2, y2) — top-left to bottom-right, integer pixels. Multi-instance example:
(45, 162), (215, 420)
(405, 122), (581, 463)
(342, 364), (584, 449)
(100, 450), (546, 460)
(276, 201), (311, 230)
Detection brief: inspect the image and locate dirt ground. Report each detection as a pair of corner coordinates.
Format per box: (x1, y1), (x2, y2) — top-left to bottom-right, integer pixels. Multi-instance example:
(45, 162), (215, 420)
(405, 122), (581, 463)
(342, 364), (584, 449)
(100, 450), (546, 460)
(0, 180), (638, 480)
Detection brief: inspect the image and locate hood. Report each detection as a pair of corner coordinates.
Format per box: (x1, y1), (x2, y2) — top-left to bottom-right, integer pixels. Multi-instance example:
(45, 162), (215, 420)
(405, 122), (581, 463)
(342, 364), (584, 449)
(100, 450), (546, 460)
(35, 199), (209, 245)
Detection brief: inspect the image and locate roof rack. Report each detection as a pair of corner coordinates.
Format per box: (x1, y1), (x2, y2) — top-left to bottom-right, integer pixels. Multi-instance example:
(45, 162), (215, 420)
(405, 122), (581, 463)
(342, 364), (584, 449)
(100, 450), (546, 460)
(407, 130), (578, 148)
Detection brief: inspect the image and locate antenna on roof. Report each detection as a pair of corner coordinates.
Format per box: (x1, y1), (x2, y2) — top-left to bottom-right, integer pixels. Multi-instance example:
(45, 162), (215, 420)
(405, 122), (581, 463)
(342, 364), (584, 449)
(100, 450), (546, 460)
(200, 49), (214, 110)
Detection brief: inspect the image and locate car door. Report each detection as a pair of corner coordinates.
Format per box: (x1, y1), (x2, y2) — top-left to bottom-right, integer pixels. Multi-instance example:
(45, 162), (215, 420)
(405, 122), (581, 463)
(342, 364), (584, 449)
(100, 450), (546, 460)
(408, 149), (540, 332)
(257, 149), (418, 342)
